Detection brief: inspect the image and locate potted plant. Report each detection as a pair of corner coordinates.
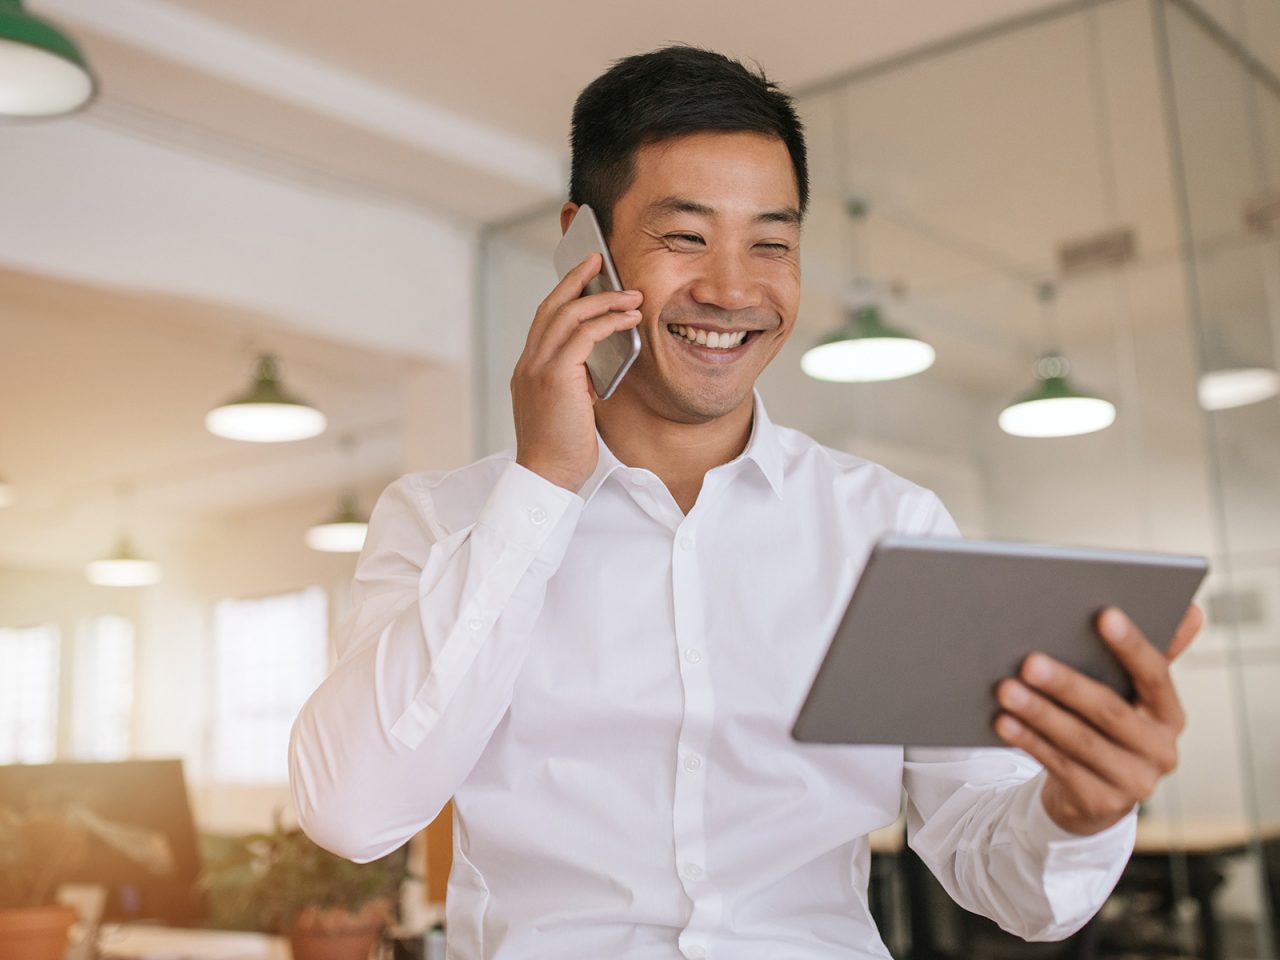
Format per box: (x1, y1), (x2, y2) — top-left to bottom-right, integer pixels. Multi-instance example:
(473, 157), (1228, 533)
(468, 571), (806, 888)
(204, 821), (407, 960)
(0, 803), (174, 960)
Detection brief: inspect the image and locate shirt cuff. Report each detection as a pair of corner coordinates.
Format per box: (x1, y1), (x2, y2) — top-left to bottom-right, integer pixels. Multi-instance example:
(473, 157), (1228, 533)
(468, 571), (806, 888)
(476, 460), (583, 567)
(1026, 772), (1138, 854)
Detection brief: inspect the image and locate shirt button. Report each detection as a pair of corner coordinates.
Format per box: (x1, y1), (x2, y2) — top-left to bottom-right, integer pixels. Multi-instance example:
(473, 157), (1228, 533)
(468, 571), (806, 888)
(631, 472), (651, 486)
(466, 617), (483, 632)
(681, 863), (703, 881)
(684, 946), (707, 960)
(683, 755), (702, 772)
(528, 506), (547, 526)
(678, 534), (695, 551)
(683, 648), (702, 664)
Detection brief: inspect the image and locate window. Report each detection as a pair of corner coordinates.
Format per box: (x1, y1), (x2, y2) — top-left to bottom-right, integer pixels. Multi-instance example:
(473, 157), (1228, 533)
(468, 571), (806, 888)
(210, 586), (328, 783)
(70, 615), (135, 761)
(0, 624), (61, 763)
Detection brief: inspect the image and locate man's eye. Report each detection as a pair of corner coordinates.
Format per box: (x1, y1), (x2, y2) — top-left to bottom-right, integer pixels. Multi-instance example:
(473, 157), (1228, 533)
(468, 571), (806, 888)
(666, 233), (704, 245)
(757, 243), (791, 252)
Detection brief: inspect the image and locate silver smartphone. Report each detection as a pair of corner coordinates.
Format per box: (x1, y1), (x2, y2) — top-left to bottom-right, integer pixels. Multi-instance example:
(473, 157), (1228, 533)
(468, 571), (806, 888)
(791, 535), (1208, 748)
(552, 204), (642, 400)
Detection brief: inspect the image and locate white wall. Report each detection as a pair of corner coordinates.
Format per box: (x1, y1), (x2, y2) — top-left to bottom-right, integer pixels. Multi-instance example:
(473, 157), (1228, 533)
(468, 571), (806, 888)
(0, 120), (477, 365)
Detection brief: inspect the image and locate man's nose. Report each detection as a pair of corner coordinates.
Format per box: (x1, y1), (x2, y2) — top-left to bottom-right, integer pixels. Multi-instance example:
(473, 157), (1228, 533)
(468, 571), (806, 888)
(689, 246), (764, 311)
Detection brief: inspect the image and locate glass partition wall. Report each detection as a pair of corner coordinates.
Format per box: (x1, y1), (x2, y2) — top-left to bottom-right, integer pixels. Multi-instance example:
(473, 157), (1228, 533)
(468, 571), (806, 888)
(478, 1), (1279, 954)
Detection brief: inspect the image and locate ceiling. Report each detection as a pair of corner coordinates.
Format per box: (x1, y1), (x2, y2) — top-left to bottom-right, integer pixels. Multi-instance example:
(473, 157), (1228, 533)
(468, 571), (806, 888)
(4, 0), (1278, 573)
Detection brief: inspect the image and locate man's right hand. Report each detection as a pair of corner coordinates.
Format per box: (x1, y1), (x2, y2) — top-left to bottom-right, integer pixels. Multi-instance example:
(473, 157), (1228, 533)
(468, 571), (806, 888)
(511, 253), (643, 493)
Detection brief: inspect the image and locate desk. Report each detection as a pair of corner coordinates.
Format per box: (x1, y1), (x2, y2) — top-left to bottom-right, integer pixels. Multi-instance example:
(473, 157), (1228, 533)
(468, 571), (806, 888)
(870, 817), (1280, 960)
(1129, 818), (1280, 960)
(98, 925), (288, 960)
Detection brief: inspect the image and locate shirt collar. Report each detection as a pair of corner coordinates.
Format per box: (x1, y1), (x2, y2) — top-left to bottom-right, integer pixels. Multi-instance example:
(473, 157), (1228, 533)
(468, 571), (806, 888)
(736, 390), (786, 499)
(576, 389), (786, 504)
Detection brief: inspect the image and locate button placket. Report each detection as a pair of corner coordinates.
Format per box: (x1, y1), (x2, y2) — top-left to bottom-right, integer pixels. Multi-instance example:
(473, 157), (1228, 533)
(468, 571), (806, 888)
(669, 521), (723, 939)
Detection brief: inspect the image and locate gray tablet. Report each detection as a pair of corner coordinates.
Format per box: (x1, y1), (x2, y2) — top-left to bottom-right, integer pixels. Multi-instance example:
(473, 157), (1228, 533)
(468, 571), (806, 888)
(791, 535), (1208, 748)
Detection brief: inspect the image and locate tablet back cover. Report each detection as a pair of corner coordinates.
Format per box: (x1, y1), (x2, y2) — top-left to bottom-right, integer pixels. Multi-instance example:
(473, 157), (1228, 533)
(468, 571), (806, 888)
(791, 536), (1207, 747)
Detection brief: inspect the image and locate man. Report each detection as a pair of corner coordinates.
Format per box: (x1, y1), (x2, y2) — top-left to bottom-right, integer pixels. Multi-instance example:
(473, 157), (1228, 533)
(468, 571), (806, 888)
(290, 47), (1201, 959)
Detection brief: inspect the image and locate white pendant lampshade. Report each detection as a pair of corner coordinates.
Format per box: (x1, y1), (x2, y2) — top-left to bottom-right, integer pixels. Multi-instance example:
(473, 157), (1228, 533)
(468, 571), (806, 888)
(305, 493), (368, 553)
(206, 354), (327, 443)
(999, 355), (1116, 438)
(801, 304), (935, 383)
(0, 0), (95, 117)
(1198, 366), (1280, 411)
(0, 476), (13, 508)
(86, 537), (161, 587)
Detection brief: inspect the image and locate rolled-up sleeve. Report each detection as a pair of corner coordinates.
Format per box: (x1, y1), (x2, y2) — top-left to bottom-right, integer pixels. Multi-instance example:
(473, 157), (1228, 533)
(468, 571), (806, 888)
(904, 748), (1135, 940)
(289, 461), (581, 862)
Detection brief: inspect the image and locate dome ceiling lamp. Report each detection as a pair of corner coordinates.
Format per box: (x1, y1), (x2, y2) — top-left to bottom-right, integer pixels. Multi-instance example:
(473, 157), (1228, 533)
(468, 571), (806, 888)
(305, 435), (368, 554)
(0, 0), (95, 117)
(1198, 362), (1279, 411)
(85, 536), (161, 587)
(305, 492), (368, 554)
(206, 353), (327, 443)
(86, 485), (161, 587)
(999, 284), (1116, 439)
(801, 301), (935, 383)
(801, 197), (934, 384)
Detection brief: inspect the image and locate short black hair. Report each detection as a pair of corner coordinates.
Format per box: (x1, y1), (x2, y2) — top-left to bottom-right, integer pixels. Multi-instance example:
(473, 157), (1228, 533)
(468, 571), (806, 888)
(569, 46), (809, 240)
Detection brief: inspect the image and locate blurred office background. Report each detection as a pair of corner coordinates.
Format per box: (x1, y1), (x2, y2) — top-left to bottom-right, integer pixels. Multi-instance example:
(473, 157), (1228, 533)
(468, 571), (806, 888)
(1, 0), (1277, 957)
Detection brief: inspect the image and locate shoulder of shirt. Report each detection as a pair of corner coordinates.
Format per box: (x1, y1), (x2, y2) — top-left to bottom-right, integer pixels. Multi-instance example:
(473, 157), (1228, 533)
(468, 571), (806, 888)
(772, 423), (928, 492)
(772, 422), (944, 527)
(380, 448), (518, 533)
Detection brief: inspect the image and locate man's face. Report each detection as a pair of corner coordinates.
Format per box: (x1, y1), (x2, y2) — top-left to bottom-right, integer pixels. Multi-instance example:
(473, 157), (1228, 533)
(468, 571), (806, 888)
(592, 131), (802, 425)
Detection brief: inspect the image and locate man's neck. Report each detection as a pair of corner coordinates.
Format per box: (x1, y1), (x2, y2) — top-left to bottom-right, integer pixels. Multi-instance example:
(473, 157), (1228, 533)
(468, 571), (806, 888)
(595, 395), (754, 514)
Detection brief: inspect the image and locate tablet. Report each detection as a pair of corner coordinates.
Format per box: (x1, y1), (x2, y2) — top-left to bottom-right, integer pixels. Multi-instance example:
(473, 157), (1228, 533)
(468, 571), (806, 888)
(790, 535), (1208, 748)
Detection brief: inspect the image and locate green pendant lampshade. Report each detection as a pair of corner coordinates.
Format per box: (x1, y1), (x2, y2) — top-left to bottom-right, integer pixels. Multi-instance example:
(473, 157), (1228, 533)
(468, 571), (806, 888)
(206, 354), (327, 443)
(305, 492), (368, 553)
(801, 304), (935, 383)
(86, 537), (161, 587)
(0, 0), (95, 117)
(999, 354), (1116, 438)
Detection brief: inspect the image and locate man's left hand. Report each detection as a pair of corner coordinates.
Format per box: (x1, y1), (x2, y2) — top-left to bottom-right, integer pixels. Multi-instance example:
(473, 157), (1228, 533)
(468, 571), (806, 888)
(994, 603), (1205, 836)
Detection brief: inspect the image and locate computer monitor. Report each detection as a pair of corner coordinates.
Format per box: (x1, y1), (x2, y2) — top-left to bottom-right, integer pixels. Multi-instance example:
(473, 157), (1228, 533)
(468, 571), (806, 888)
(0, 758), (207, 925)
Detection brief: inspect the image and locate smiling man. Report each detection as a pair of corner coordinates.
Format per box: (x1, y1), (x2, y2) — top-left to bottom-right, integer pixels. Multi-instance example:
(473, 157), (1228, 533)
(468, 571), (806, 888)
(290, 47), (1201, 960)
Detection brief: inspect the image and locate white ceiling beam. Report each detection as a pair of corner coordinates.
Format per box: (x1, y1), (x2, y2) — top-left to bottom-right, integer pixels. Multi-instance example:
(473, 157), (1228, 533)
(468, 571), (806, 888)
(32, 0), (566, 197)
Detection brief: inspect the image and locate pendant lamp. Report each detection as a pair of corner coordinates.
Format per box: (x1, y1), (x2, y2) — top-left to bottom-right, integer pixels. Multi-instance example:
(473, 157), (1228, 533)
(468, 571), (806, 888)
(999, 353), (1116, 438)
(1198, 366), (1280, 411)
(206, 354), (327, 443)
(801, 303), (935, 383)
(305, 492), (368, 553)
(0, 0), (95, 117)
(86, 537), (161, 587)
(0, 475), (13, 508)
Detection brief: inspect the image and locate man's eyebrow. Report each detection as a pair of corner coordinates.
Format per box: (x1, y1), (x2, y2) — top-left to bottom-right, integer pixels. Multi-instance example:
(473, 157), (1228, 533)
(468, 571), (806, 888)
(646, 196), (802, 227)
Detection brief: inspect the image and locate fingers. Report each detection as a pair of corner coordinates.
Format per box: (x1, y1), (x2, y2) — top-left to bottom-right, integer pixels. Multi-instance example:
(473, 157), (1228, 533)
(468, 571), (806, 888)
(559, 310), (643, 367)
(526, 255), (641, 359)
(1096, 608), (1186, 730)
(1165, 603), (1204, 662)
(996, 673), (1169, 800)
(531, 290), (643, 368)
(995, 714), (1138, 831)
(1002, 655), (1172, 764)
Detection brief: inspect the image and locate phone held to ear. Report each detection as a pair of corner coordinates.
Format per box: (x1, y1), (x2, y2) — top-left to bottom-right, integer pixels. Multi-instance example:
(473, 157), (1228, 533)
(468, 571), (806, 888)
(552, 204), (642, 400)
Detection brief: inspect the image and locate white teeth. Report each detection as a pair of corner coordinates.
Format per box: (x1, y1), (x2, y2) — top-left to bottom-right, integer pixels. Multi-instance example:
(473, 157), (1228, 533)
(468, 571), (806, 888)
(666, 325), (749, 350)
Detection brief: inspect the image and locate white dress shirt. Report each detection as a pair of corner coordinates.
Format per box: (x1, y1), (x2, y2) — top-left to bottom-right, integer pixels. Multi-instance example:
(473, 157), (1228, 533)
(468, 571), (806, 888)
(290, 394), (1136, 960)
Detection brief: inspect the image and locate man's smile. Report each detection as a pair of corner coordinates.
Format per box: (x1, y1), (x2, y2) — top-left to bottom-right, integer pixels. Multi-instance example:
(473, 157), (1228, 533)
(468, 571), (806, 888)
(662, 323), (766, 366)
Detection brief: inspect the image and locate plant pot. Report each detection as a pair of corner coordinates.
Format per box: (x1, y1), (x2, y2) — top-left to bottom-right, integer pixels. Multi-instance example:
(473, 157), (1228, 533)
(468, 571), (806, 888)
(287, 902), (388, 960)
(0, 904), (78, 960)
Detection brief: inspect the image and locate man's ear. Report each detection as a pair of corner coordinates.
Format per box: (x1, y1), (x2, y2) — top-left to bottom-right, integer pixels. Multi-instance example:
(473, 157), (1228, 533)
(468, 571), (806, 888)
(560, 202), (579, 235)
